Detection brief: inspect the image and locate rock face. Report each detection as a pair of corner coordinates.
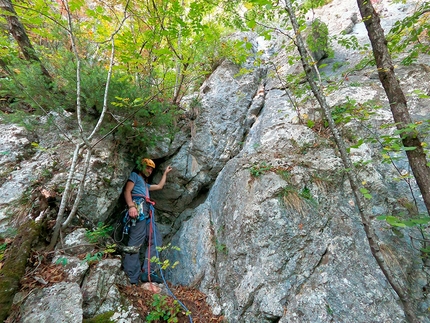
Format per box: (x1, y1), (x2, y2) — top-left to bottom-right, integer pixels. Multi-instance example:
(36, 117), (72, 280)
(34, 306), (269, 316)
(165, 0), (430, 322)
(151, 59), (265, 215)
(19, 282), (83, 323)
(1, 0), (430, 322)
(0, 112), (132, 234)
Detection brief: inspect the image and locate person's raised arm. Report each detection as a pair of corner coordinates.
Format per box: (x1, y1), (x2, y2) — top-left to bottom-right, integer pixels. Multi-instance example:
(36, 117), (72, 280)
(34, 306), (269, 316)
(149, 165), (173, 191)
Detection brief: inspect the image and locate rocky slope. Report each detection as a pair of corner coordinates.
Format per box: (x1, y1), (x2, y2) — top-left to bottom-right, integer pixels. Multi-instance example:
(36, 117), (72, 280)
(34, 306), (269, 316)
(0, 0), (429, 322)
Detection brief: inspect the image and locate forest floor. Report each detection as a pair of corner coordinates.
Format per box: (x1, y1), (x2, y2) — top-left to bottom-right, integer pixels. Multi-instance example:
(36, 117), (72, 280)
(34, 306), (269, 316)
(5, 250), (225, 323)
(119, 283), (225, 323)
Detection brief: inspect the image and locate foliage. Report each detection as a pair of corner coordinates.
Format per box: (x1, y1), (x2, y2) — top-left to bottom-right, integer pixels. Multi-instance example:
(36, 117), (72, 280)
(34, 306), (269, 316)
(149, 243), (180, 270)
(276, 168), (291, 181)
(334, 34), (370, 51)
(299, 186), (311, 200)
(55, 257), (68, 266)
(84, 222), (117, 261)
(215, 239), (228, 255)
(0, 0), (253, 156)
(146, 294), (182, 323)
(306, 18), (333, 60)
(377, 213), (430, 255)
(83, 251), (104, 264)
(377, 214), (430, 229)
(0, 60), (54, 111)
(299, 186), (318, 206)
(375, 120), (429, 164)
(301, 0), (333, 13)
(331, 97), (380, 125)
(249, 162), (272, 177)
(113, 98), (177, 159)
(359, 187), (372, 199)
(280, 186), (307, 213)
(86, 222), (113, 244)
(280, 184), (319, 213)
(387, 1), (430, 65)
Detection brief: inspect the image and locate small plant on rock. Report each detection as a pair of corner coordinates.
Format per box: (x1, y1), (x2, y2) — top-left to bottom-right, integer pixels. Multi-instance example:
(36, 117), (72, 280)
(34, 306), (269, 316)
(86, 222), (113, 244)
(149, 243), (180, 270)
(83, 251), (104, 264)
(249, 162), (272, 178)
(146, 294), (182, 323)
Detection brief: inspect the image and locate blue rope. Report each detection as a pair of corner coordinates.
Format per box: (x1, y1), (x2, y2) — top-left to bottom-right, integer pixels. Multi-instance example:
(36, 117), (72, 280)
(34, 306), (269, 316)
(150, 204), (193, 323)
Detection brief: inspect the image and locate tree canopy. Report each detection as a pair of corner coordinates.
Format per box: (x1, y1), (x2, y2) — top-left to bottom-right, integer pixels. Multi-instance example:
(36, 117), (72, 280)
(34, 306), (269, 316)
(0, 0), (252, 152)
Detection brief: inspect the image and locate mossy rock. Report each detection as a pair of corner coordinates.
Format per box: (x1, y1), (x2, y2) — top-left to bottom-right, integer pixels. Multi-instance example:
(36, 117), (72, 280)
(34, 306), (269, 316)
(83, 311), (115, 323)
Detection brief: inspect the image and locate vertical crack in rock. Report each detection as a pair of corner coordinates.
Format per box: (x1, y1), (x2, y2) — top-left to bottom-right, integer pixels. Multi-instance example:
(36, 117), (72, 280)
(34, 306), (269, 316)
(238, 282), (264, 318)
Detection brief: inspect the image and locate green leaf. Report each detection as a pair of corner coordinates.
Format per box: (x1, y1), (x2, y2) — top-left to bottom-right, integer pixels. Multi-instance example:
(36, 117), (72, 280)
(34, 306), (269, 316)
(412, 217), (430, 225)
(386, 219), (407, 227)
(247, 19), (257, 29)
(349, 139), (364, 149)
(68, 0), (85, 12)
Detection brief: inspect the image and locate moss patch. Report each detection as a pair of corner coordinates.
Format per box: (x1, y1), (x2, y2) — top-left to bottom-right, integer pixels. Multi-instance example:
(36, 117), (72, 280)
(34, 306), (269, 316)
(83, 311), (115, 323)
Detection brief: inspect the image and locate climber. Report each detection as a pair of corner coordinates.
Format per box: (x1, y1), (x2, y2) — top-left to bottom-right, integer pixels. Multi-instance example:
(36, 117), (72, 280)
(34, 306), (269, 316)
(122, 158), (173, 285)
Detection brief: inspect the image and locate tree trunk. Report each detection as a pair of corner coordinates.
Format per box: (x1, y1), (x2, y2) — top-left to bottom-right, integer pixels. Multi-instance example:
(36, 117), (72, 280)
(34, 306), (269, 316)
(0, 0), (52, 80)
(356, 0), (430, 216)
(283, 1), (419, 321)
(0, 219), (43, 322)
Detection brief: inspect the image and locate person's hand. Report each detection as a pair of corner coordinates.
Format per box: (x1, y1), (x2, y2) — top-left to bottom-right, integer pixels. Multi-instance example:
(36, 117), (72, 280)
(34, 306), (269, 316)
(164, 165), (173, 174)
(128, 206), (138, 218)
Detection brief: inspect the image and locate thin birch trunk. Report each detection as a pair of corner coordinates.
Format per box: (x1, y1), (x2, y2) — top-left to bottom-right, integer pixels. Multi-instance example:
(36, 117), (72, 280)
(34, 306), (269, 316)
(48, 0), (130, 250)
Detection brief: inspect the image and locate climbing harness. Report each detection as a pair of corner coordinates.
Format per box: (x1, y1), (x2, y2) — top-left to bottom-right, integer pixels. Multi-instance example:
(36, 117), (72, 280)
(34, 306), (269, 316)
(115, 185), (154, 243)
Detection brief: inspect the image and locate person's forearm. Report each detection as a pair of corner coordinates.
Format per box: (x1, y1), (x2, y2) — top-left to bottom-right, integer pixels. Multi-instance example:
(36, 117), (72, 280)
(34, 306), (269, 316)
(155, 173), (167, 190)
(150, 166), (172, 191)
(124, 192), (134, 208)
(150, 171), (169, 191)
(124, 181), (136, 208)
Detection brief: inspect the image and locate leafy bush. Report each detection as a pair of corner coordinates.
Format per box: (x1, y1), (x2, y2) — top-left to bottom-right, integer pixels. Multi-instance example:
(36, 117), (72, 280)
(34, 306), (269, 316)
(112, 97), (177, 159)
(306, 18), (333, 61)
(146, 294), (182, 323)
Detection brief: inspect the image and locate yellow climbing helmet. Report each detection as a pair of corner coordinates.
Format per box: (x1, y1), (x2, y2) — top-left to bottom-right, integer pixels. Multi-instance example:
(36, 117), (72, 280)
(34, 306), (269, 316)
(142, 158), (156, 169)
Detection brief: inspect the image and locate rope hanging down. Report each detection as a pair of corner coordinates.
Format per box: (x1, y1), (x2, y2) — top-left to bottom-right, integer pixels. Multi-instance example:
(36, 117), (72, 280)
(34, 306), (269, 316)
(148, 203), (193, 323)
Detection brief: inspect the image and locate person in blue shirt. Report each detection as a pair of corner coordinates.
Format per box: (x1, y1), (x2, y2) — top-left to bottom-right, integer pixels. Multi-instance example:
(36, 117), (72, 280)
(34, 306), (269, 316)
(123, 158), (172, 285)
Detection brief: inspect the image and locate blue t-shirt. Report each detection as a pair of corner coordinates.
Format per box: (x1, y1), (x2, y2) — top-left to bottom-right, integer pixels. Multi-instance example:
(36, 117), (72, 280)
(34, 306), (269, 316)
(128, 172), (151, 197)
(128, 172), (151, 216)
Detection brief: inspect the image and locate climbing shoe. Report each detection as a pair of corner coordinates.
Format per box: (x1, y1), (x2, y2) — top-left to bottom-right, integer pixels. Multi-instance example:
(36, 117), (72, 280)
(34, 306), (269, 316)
(141, 272), (163, 284)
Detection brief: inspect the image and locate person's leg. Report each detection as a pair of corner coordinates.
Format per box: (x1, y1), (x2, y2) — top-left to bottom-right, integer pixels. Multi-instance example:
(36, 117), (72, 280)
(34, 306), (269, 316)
(123, 220), (147, 284)
(141, 220), (163, 282)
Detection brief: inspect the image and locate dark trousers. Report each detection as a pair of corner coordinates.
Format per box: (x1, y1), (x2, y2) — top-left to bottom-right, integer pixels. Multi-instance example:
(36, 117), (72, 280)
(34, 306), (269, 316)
(123, 218), (162, 284)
